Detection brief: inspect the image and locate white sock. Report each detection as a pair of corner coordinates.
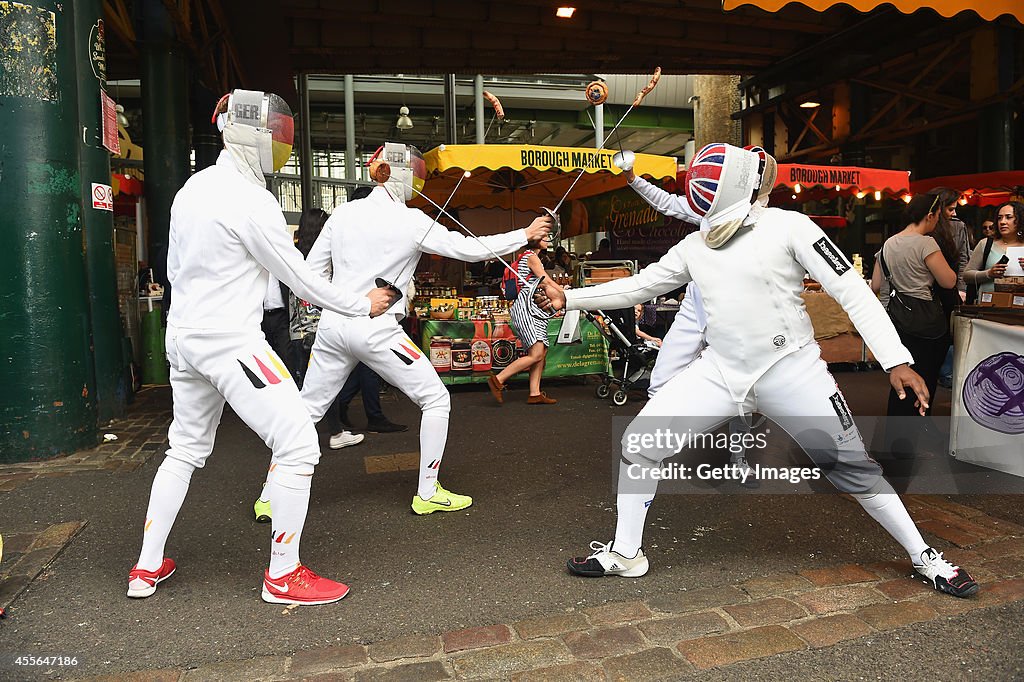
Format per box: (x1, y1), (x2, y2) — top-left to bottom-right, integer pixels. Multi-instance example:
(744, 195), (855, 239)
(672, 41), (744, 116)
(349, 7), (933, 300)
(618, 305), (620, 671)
(417, 412), (449, 500)
(259, 462), (276, 503)
(853, 483), (928, 561)
(267, 469), (312, 579)
(613, 459), (659, 558)
(137, 457), (194, 571)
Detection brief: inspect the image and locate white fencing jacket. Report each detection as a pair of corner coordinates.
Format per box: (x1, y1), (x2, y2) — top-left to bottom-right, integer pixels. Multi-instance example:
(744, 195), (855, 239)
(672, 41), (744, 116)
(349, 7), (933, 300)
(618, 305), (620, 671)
(167, 151), (370, 332)
(566, 206), (913, 401)
(309, 186), (527, 324)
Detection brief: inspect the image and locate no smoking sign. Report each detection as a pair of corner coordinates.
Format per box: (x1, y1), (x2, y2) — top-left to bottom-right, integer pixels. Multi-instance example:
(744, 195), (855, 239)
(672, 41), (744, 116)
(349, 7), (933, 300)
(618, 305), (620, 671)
(92, 182), (113, 211)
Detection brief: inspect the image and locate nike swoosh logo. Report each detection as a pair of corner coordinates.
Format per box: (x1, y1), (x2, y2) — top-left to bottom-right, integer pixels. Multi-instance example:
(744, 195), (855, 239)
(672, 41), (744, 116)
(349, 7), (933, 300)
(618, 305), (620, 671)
(430, 499), (452, 507)
(265, 579), (289, 592)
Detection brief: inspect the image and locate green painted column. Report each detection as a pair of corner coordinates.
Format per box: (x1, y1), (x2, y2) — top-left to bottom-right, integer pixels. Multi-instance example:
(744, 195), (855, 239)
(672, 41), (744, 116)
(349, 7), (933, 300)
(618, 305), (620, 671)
(138, 0), (190, 267)
(75, 0), (127, 421)
(0, 0), (98, 461)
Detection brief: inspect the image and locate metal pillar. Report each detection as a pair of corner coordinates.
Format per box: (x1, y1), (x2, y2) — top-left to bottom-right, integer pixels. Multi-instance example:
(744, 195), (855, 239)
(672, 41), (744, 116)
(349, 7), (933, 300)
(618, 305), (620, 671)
(192, 82), (220, 172)
(595, 104), (604, 148)
(138, 0), (190, 267)
(345, 75), (356, 180)
(474, 74), (485, 144)
(443, 74), (457, 144)
(75, 0), (127, 422)
(298, 74), (314, 210)
(0, 0), (98, 460)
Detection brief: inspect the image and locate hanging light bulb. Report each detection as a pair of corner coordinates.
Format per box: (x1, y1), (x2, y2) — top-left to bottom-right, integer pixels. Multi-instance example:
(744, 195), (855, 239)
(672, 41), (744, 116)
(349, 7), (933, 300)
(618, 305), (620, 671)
(874, 191), (882, 201)
(794, 183), (802, 193)
(115, 103), (129, 128)
(396, 106), (413, 130)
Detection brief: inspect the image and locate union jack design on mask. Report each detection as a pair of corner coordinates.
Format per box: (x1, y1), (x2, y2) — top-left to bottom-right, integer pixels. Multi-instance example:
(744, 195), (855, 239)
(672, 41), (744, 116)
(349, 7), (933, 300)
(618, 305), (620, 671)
(686, 143), (727, 217)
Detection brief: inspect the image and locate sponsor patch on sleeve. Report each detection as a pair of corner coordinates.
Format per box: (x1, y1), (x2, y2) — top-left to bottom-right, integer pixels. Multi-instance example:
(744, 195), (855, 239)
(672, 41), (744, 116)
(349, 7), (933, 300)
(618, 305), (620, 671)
(813, 237), (852, 276)
(829, 391), (854, 431)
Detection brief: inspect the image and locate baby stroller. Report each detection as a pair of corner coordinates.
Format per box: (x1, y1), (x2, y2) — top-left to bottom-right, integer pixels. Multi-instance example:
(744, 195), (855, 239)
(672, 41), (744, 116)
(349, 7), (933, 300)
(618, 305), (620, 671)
(584, 308), (660, 406)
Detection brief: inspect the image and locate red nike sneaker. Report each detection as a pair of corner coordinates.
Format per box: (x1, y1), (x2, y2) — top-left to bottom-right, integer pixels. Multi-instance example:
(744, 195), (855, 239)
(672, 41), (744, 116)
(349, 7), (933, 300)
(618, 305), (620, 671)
(127, 558), (176, 598)
(262, 564), (350, 605)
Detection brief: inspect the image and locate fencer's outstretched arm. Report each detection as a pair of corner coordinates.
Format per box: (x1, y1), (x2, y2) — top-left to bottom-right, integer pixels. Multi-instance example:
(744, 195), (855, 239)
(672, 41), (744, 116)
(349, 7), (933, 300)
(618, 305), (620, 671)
(628, 175), (700, 224)
(563, 237), (693, 311)
(418, 210), (528, 262)
(789, 215), (913, 370)
(236, 209), (373, 317)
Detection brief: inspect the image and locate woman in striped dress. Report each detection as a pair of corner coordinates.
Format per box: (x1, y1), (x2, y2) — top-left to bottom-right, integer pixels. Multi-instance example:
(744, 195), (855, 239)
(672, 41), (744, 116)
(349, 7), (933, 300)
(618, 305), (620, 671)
(487, 234), (557, 405)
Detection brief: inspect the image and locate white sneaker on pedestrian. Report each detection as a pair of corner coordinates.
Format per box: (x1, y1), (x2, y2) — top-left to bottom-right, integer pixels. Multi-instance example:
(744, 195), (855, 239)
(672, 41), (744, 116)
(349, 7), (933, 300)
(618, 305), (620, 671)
(329, 431), (365, 450)
(913, 547), (979, 598)
(567, 540), (649, 577)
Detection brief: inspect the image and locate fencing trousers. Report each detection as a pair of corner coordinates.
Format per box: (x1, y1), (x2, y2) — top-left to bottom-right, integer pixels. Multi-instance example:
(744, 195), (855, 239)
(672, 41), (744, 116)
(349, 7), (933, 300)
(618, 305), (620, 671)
(137, 328), (322, 577)
(301, 315), (451, 500)
(613, 343), (927, 562)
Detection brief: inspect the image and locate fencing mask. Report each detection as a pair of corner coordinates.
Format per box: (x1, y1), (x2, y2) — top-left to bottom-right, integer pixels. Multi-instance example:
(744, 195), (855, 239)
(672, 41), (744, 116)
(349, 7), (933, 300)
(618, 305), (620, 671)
(368, 142), (427, 203)
(212, 89), (295, 182)
(686, 143), (761, 249)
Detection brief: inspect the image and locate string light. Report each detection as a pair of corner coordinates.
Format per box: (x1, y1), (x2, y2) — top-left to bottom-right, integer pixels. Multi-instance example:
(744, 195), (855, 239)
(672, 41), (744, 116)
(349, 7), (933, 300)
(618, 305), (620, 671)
(874, 191), (882, 201)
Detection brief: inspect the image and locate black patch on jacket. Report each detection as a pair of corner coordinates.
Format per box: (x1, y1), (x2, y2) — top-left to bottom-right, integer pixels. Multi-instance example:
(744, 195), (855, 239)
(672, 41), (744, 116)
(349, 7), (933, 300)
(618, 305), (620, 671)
(813, 237), (852, 276)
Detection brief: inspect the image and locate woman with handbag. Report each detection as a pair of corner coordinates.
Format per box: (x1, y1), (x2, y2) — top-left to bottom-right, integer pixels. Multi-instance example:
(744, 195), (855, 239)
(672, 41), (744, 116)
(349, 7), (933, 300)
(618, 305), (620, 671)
(871, 194), (957, 418)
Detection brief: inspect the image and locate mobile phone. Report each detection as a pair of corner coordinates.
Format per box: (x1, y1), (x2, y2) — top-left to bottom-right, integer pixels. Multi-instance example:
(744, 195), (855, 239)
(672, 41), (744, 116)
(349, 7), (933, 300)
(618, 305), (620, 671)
(997, 255), (1009, 265)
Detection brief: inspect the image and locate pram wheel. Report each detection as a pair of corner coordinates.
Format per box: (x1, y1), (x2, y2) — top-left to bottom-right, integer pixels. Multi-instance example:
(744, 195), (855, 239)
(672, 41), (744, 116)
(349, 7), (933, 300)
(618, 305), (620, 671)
(612, 389), (628, 406)
(596, 383), (611, 399)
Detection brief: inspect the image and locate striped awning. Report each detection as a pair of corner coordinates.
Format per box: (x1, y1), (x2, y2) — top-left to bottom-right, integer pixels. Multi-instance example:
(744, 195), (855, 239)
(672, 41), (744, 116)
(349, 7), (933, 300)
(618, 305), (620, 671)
(721, 0), (1022, 22)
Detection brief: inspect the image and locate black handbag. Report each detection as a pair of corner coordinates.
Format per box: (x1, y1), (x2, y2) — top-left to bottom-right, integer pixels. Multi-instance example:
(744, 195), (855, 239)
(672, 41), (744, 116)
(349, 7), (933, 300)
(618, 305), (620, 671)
(878, 247), (948, 340)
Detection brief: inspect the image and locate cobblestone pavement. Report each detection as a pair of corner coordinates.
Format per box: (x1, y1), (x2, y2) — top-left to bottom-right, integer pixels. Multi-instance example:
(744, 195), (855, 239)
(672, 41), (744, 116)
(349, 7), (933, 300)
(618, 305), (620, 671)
(1, 377), (1022, 681)
(77, 495), (1024, 681)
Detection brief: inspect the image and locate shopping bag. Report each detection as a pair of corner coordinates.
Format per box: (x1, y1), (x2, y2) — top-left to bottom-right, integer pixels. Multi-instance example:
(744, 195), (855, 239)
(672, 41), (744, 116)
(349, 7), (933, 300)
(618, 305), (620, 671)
(557, 309), (582, 344)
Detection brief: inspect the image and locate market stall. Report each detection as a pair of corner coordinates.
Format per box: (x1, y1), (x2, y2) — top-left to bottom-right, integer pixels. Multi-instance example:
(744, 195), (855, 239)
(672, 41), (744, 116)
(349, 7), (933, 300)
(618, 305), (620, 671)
(950, 307), (1024, 477)
(910, 171), (1024, 207)
(414, 316), (610, 386)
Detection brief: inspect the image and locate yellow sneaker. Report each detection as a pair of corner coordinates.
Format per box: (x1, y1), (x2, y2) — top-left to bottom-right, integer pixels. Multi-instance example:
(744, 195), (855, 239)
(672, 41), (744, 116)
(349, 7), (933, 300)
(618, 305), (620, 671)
(254, 497), (272, 523)
(411, 482), (473, 515)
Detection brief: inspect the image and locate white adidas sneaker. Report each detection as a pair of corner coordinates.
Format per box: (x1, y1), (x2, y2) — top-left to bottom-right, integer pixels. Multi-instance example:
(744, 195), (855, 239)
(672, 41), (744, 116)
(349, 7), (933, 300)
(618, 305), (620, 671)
(567, 540), (649, 577)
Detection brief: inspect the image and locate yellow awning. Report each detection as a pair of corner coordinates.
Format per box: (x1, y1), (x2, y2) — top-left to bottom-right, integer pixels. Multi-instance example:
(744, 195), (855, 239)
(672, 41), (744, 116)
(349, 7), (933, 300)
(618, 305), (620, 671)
(412, 144), (678, 211)
(721, 0), (1022, 22)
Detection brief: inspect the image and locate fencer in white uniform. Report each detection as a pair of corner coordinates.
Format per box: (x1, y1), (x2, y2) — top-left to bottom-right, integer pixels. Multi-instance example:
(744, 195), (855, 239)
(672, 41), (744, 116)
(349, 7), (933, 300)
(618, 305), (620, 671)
(127, 90), (391, 606)
(270, 142), (552, 515)
(538, 143), (978, 598)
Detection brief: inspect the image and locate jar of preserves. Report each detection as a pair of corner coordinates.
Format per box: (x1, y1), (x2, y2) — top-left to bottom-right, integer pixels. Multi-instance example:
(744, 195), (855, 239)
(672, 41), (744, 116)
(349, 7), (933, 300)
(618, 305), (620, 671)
(471, 339), (492, 372)
(450, 339), (472, 374)
(429, 336), (451, 373)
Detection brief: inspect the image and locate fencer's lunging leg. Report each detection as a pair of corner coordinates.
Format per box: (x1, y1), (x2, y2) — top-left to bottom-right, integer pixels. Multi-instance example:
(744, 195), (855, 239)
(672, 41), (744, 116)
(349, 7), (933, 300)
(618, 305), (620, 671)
(137, 458), (194, 571)
(853, 482), (929, 560)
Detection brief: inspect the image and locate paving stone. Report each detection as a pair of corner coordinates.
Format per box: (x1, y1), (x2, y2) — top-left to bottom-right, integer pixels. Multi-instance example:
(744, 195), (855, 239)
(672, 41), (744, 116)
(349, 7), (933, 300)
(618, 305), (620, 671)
(917, 517), (1002, 548)
(855, 601), (937, 630)
(583, 600), (652, 626)
(353, 661), (449, 681)
(364, 456), (399, 475)
(788, 613), (874, 648)
(450, 640), (570, 679)
(182, 655), (288, 681)
(9, 547), (63, 579)
(512, 614), (590, 640)
(723, 597), (807, 627)
(985, 578), (1024, 603)
(975, 538), (1024, 559)
(638, 611), (730, 645)
(367, 635), (441, 663)
(928, 590), (999, 616)
(864, 560), (912, 580)
(875, 578), (934, 601)
(442, 624), (513, 653)
(645, 586), (748, 614)
(739, 573), (814, 599)
(912, 495), (985, 519)
(798, 563), (878, 587)
(678, 625), (806, 670)
(89, 672), (182, 682)
(510, 662), (602, 682)
(0, 574), (32, 607)
(290, 645), (368, 676)
(982, 556), (1024, 580)
(794, 585), (887, 615)
(961, 513), (1024, 537)
(1, 532), (36, 554)
(603, 646), (691, 681)
(562, 625), (645, 659)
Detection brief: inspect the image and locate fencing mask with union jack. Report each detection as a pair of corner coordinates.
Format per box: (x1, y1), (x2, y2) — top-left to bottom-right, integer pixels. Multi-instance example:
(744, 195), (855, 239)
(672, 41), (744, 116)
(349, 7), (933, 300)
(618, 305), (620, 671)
(686, 143), (761, 248)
